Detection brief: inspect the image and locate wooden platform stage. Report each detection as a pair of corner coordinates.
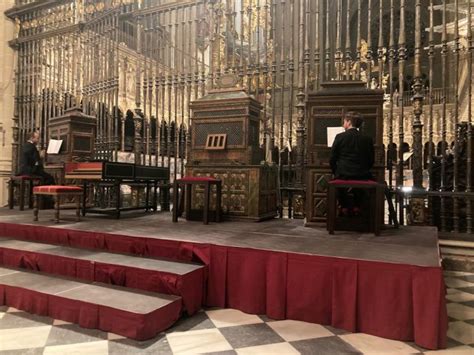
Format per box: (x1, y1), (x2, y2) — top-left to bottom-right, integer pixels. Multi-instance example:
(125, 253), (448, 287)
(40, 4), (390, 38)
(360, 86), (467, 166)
(0, 208), (447, 349)
(0, 208), (440, 267)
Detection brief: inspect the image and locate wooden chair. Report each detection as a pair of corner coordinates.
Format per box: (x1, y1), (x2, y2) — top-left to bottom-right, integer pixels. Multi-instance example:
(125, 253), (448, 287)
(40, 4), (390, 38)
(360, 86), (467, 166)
(8, 176), (42, 211)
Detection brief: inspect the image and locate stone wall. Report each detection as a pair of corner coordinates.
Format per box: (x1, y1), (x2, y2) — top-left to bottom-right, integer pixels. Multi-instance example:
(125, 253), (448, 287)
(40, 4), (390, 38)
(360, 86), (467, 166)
(0, 0), (15, 207)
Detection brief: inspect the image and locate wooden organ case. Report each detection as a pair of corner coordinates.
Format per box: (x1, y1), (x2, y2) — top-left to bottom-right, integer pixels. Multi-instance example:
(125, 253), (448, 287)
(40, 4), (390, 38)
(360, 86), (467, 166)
(305, 81), (385, 225)
(47, 107), (97, 164)
(187, 89), (278, 221)
(45, 107), (97, 184)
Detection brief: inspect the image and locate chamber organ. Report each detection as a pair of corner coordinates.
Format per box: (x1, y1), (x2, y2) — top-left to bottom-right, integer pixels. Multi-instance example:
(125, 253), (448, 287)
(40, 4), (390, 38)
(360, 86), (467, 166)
(305, 81), (385, 225)
(187, 88), (278, 221)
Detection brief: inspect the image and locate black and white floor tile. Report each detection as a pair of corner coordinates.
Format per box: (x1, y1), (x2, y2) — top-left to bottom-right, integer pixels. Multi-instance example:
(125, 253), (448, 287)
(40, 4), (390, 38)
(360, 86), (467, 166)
(0, 271), (473, 354)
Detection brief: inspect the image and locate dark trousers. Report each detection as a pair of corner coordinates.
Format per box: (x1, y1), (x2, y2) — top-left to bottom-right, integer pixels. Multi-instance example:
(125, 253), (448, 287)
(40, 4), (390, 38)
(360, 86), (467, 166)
(32, 170), (55, 185)
(29, 170), (55, 208)
(18, 168), (55, 186)
(336, 188), (368, 209)
(335, 174), (373, 210)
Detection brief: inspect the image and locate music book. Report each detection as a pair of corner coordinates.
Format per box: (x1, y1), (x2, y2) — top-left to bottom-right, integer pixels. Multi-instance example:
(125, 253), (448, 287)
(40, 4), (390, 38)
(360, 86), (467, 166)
(46, 139), (63, 154)
(327, 127), (345, 147)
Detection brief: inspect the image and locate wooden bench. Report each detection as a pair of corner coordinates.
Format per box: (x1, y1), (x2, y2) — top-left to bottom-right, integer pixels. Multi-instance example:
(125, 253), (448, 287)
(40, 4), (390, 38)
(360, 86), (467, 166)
(172, 177), (222, 225)
(327, 179), (384, 236)
(33, 185), (83, 223)
(8, 175), (42, 211)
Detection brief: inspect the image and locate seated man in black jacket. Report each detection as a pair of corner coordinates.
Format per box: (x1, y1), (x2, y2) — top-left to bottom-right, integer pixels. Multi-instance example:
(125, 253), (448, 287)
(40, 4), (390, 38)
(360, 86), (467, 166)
(18, 131), (55, 185)
(330, 111), (375, 215)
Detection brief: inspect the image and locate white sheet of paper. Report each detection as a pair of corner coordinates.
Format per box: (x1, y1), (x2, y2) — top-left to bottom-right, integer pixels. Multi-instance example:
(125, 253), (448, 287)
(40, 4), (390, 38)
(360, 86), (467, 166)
(46, 139), (63, 154)
(403, 151), (413, 162)
(327, 127), (345, 147)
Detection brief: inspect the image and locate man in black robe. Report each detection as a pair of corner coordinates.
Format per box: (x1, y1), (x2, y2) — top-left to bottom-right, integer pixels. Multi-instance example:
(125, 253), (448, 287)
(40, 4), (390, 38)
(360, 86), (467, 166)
(18, 131), (55, 185)
(330, 112), (375, 215)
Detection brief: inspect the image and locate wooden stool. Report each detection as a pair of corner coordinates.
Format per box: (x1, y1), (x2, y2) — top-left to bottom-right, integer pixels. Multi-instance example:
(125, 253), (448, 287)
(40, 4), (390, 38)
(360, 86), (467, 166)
(172, 177), (222, 224)
(327, 179), (384, 236)
(33, 185), (83, 223)
(8, 176), (42, 211)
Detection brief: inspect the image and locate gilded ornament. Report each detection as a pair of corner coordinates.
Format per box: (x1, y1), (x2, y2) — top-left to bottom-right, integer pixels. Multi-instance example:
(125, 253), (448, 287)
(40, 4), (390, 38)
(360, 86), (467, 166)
(14, 17), (20, 38)
(360, 39), (368, 63)
(85, 4), (94, 14)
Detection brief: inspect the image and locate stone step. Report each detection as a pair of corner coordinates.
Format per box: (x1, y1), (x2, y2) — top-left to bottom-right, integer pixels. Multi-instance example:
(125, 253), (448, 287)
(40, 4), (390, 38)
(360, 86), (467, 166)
(0, 237), (205, 315)
(0, 266), (182, 340)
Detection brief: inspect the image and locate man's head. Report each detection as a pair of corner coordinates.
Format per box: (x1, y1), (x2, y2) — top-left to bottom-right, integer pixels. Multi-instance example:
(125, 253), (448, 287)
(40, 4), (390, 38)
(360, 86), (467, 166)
(28, 131), (40, 144)
(343, 111), (363, 130)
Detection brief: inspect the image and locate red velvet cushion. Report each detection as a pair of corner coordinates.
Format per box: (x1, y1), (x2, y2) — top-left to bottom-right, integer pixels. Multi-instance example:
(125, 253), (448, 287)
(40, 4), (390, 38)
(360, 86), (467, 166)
(33, 185), (83, 193)
(329, 179), (378, 186)
(178, 176), (218, 182)
(11, 175), (41, 181)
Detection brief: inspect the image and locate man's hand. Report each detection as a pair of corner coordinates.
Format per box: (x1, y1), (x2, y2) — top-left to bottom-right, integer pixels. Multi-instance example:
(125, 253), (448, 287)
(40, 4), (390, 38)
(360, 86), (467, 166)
(39, 149), (46, 159)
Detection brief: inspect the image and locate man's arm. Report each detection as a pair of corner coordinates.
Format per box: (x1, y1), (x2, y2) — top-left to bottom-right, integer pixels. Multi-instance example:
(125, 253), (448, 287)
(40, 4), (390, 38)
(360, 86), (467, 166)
(330, 134), (341, 174)
(27, 144), (41, 169)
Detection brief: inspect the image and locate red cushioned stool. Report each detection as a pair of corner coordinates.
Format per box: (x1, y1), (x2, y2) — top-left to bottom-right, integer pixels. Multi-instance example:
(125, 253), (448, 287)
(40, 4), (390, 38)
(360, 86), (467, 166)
(8, 175), (42, 211)
(33, 185), (83, 223)
(327, 179), (384, 236)
(172, 177), (222, 224)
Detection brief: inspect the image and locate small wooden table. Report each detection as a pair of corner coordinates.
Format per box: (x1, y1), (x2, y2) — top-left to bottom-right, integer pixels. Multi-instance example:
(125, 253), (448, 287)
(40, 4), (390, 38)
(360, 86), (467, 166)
(33, 185), (83, 223)
(172, 177), (222, 225)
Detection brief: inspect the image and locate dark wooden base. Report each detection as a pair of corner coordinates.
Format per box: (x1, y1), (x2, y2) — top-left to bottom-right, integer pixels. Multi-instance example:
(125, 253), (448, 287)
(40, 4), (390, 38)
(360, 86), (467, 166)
(186, 165), (278, 221)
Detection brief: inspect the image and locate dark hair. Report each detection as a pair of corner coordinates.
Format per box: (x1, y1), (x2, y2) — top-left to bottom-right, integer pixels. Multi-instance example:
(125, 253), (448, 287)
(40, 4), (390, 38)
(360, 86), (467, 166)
(344, 111), (364, 128)
(28, 131), (39, 139)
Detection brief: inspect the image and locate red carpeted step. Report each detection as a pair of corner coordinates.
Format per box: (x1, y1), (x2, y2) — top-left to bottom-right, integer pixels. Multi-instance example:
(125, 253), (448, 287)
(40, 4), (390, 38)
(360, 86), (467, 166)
(0, 267), (182, 340)
(0, 238), (204, 315)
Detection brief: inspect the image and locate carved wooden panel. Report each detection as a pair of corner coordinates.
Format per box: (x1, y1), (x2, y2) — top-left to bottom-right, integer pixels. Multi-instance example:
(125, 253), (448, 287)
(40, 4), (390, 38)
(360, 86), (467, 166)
(187, 165), (278, 220)
(313, 173), (332, 193)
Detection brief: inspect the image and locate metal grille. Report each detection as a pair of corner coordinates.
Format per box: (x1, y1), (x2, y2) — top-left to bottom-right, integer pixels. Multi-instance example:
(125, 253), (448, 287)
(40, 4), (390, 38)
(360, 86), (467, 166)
(194, 122), (243, 147)
(73, 136), (92, 152)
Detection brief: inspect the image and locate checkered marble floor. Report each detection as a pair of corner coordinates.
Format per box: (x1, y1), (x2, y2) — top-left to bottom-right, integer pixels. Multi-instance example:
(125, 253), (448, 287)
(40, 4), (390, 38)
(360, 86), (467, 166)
(1, 271), (472, 354)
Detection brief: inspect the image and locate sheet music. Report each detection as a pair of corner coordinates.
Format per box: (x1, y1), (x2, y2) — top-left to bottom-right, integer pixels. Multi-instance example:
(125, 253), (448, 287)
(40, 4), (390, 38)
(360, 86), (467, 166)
(46, 139), (63, 154)
(403, 151), (413, 162)
(327, 127), (345, 147)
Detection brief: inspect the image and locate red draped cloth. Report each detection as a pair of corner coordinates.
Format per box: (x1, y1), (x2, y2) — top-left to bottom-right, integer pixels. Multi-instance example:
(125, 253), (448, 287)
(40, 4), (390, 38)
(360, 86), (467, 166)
(0, 222), (447, 349)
